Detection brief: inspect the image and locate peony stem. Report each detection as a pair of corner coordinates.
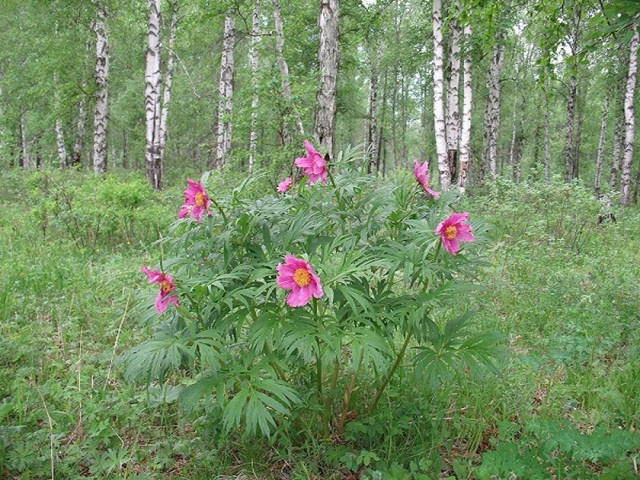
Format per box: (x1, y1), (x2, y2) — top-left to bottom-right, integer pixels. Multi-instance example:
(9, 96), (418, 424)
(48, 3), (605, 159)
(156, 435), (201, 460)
(368, 331), (413, 416)
(209, 197), (228, 224)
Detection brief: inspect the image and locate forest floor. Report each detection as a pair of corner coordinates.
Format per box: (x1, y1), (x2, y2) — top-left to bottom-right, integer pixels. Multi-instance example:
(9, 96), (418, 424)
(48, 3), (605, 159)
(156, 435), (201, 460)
(1, 168), (640, 479)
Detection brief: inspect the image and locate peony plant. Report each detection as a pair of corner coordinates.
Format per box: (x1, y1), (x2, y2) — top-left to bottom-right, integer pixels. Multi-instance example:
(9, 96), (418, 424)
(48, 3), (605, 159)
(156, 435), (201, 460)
(128, 143), (502, 439)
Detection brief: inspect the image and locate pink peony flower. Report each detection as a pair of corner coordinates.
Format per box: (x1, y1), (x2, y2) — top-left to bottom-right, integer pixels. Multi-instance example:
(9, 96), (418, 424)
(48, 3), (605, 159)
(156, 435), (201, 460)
(413, 160), (439, 199)
(277, 177), (293, 192)
(294, 140), (327, 185)
(276, 255), (323, 307)
(178, 179), (211, 222)
(141, 266), (179, 314)
(435, 212), (474, 255)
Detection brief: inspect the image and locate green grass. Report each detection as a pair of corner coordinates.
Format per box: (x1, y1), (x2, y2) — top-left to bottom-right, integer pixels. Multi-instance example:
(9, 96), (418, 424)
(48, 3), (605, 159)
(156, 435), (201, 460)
(1, 170), (639, 479)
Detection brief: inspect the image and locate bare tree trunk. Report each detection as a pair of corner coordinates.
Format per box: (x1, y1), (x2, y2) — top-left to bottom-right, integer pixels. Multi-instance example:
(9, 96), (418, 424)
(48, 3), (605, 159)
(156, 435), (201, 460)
(610, 108), (623, 191)
(314, 0), (339, 156)
(458, 24), (472, 190)
(71, 34), (92, 168)
(633, 167), (640, 204)
(446, 16), (461, 184)
(367, 44), (379, 173)
(159, 0), (178, 167)
(432, 0), (449, 189)
(272, 0), (303, 142)
(620, 18), (639, 206)
(563, 7), (582, 182)
(400, 73), (408, 165)
(72, 96), (87, 167)
(544, 78), (551, 182)
(509, 94), (518, 182)
(564, 73), (578, 181)
(391, 65), (398, 166)
(145, 0), (162, 189)
(214, 15), (236, 169)
(92, 3), (109, 174)
(248, 0), (259, 173)
(19, 112), (28, 168)
(594, 94), (609, 197)
(52, 73), (68, 169)
(55, 118), (67, 168)
(482, 38), (504, 177)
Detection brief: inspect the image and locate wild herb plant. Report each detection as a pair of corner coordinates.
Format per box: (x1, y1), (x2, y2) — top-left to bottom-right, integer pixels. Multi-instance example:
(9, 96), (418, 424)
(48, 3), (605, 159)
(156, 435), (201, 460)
(126, 145), (503, 440)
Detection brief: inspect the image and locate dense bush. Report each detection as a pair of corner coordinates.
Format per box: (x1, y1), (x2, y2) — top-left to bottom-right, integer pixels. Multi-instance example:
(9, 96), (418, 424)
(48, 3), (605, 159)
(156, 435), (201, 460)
(19, 168), (175, 248)
(126, 145), (503, 441)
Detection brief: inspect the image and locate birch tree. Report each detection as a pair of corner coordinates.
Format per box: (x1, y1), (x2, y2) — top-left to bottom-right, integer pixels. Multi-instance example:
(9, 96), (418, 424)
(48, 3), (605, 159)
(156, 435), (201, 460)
(446, 14), (461, 184)
(619, 18), (639, 206)
(92, 2), (109, 174)
(68, 31), (93, 167)
(609, 101), (623, 191)
(563, 6), (583, 182)
(54, 75), (68, 168)
(145, 0), (162, 189)
(314, 0), (339, 157)
(432, 0), (449, 189)
(159, 0), (178, 168)
(272, 0), (304, 143)
(481, 36), (504, 177)
(214, 14), (235, 170)
(248, 0), (259, 173)
(593, 94), (609, 197)
(458, 24), (472, 190)
(367, 43), (380, 173)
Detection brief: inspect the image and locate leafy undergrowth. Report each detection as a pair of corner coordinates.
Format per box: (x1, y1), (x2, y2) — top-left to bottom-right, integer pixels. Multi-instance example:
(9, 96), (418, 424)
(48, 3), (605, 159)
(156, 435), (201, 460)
(1, 170), (639, 479)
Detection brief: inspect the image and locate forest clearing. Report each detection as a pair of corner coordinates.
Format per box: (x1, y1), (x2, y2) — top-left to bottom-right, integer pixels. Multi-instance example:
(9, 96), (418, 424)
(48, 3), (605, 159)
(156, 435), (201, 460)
(1, 0), (640, 478)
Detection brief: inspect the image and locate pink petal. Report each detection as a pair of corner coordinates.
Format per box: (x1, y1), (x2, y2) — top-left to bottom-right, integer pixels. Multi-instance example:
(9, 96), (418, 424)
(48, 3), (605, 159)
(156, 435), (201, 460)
(448, 212), (470, 225)
(295, 157), (313, 168)
(286, 286), (312, 307)
(141, 266), (163, 284)
(456, 228), (474, 243)
(276, 275), (297, 289)
(425, 186), (440, 199)
(442, 237), (460, 255)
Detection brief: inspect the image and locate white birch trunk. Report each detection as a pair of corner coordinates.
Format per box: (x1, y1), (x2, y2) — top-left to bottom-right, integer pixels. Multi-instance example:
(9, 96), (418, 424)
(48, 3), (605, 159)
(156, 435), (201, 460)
(20, 113), (30, 168)
(481, 38), (504, 177)
(610, 109), (622, 191)
(272, 0), (304, 141)
(159, 0), (178, 167)
(544, 76), (551, 182)
(73, 95), (87, 167)
(458, 25), (472, 190)
(145, 0), (162, 189)
(248, 0), (259, 173)
(564, 8), (582, 182)
(55, 118), (67, 168)
(432, 0), (449, 188)
(215, 15), (235, 169)
(53, 72), (68, 168)
(72, 33), (92, 167)
(509, 94), (517, 181)
(564, 72), (578, 181)
(620, 19), (639, 206)
(446, 16), (461, 182)
(367, 44), (379, 173)
(314, 0), (339, 156)
(594, 94), (609, 196)
(92, 4), (109, 174)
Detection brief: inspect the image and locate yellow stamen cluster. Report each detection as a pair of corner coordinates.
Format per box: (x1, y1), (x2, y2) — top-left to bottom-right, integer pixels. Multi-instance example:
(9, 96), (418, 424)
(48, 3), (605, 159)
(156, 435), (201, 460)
(195, 191), (206, 207)
(444, 225), (457, 240)
(160, 280), (173, 294)
(293, 268), (311, 287)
